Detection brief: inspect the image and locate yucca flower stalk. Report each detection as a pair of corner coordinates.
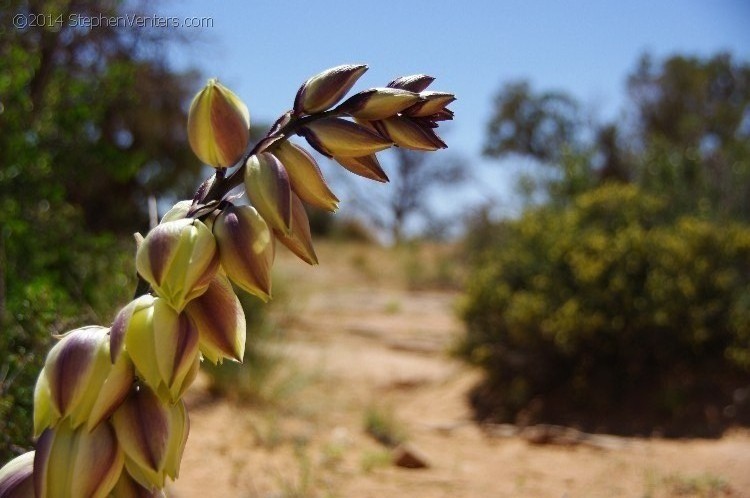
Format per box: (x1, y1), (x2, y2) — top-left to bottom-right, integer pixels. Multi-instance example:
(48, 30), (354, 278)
(0, 64), (454, 496)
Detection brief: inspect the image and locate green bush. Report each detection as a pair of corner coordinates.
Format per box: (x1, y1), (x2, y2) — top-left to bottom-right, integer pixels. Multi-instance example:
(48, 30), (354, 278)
(459, 184), (750, 436)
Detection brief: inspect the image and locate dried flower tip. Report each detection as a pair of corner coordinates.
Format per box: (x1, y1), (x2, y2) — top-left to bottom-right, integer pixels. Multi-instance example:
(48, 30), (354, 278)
(272, 142), (339, 212)
(294, 64), (368, 114)
(386, 74), (435, 93)
(213, 204), (275, 301)
(274, 193), (318, 265)
(337, 87), (422, 120)
(335, 154), (389, 183)
(298, 117), (392, 158)
(188, 78), (250, 168)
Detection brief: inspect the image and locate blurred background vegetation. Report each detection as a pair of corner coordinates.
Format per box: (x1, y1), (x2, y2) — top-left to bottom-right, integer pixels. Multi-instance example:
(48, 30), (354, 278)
(0, 0), (205, 459)
(1, 0), (749, 465)
(459, 52), (750, 436)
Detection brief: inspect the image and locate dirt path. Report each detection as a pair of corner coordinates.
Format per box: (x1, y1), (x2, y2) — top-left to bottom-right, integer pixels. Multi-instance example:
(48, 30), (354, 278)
(170, 242), (750, 498)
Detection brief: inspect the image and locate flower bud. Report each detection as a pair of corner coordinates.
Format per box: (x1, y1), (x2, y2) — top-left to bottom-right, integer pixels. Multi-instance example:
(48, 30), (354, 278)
(387, 74), (435, 93)
(34, 421), (124, 498)
(33, 326), (133, 436)
(244, 153), (292, 234)
(274, 193), (318, 265)
(188, 78), (250, 168)
(136, 218), (219, 312)
(0, 451), (35, 498)
(374, 116), (447, 151)
(115, 296), (200, 402)
(298, 118), (392, 158)
(335, 154), (389, 183)
(111, 384), (189, 491)
(159, 200), (192, 224)
(213, 205), (275, 301)
(110, 470), (165, 498)
(337, 87), (421, 120)
(272, 142), (339, 212)
(402, 91), (456, 118)
(294, 64), (368, 114)
(185, 273), (246, 364)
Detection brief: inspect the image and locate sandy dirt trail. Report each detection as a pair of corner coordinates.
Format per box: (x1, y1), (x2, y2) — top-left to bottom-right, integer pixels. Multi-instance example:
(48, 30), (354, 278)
(170, 243), (750, 498)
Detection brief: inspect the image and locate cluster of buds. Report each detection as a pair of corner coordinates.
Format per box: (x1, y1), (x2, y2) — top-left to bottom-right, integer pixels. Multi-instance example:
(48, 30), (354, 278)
(0, 64), (453, 497)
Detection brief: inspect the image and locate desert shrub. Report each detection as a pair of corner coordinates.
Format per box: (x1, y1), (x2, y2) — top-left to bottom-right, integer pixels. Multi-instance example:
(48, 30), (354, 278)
(459, 184), (750, 436)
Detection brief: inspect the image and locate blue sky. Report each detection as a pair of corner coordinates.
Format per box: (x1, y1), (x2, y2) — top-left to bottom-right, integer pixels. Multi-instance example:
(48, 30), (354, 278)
(154, 0), (750, 225)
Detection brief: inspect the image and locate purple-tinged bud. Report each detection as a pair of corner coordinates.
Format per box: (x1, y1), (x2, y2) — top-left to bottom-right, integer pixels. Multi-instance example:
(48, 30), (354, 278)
(298, 118), (392, 158)
(185, 273), (246, 364)
(136, 218), (219, 312)
(244, 153), (292, 235)
(33, 326), (133, 436)
(274, 193), (318, 265)
(386, 74), (435, 93)
(0, 451), (35, 498)
(272, 142), (339, 212)
(293, 64), (368, 114)
(337, 87), (422, 120)
(335, 154), (389, 183)
(213, 204), (275, 302)
(117, 296), (200, 402)
(111, 385), (188, 491)
(34, 421), (124, 498)
(374, 116), (447, 151)
(402, 91), (456, 118)
(187, 78), (250, 168)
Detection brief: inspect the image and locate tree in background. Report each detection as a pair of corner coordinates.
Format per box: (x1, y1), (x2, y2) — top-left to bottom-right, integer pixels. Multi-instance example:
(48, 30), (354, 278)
(334, 148), (466, 243)
(483, 52), (750, 220)
(0, 0), (202, 459)
(628, 53), (750, 219)
(462, 51), (750, 435)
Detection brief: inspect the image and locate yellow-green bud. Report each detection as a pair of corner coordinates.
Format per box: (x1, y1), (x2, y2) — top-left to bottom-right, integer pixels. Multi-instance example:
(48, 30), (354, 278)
(374, 116), (447, 151)
(244, 153), (293, 235)
(185, 273), (246, 364)
(337, 87), (422, 120)
(402, 91), (456, 118)
(111, 384), (188, 491)
(274, 193), (318, 265)
(33, 326), (134, 437)
(298, 117), (392, 158)
(160, 200), (192, 223)
(213, 204), (275, 301)
(335, 154), (389, 183)
(34, 420), (124, 498)
(136, 218), (219, 312)
(112, 295), (200, 403)
(272, 142), (339, 212)
(293, 64), (368, 114)
(187, 78), (250, 168)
